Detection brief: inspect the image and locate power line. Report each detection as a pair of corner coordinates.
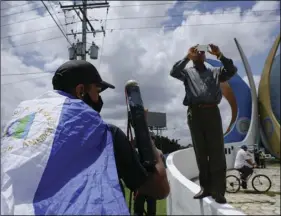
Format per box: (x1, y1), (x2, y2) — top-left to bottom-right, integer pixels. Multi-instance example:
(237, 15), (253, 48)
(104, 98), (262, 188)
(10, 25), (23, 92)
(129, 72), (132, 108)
(41, 0), (72, 46)
(1, 74), (52, 86)
(110, 2), (197, 8)
(1, 25), (63, 39)
(2, 9), (279, 39)
(104, 9), (280, 21)
(1, 2), (32, 10)
(1, 71), (54, 76)
(0, 1), (197, 12)
(2, 36), (65, 49)
(3, 0), (278, 26)
(1, 1), (179, 16)
(1, 19), (279, 51)
(59, 1), (198, 11)
(107, 19), (280, 31)
(1, 5), (45, 18)
(1, 4), (75, 19)
(0, 10), (63, 27)
(0, 1), (192, 23)
(1, 35), (100, 50)
(1, 20), (83, 39)
(1, 22), (279, 81)
(47, 0), (67, 33)
(0, 1), (138, 17)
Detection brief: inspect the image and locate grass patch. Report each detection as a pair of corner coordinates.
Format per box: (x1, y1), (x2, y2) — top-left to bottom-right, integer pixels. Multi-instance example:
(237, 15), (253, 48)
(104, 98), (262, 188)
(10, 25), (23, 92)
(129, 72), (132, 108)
(124, 187), (167, 215)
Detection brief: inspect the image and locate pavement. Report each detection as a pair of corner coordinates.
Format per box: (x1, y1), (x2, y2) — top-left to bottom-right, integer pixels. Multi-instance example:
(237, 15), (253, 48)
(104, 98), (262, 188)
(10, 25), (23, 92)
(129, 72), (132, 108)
(194, 164), (280, 215)
(225, 164), (280, 215)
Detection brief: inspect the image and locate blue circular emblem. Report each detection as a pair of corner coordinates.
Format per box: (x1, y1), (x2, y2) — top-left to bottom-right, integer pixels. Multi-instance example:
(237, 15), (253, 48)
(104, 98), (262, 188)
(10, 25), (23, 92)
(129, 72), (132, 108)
(5, 113), (36, 139)
(236, 117), (250, 135)
(263, 117), (274, 139)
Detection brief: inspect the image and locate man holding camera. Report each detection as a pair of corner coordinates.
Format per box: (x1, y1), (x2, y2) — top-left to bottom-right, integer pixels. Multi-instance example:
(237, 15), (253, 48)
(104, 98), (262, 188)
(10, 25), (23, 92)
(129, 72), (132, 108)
(170, 44), (237, 204)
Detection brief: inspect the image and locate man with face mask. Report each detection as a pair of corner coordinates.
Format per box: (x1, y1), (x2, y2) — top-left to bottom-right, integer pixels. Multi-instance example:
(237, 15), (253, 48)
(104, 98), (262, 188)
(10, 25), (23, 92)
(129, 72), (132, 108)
(170, 44), (237, 204)
(1, 60), (169, 215)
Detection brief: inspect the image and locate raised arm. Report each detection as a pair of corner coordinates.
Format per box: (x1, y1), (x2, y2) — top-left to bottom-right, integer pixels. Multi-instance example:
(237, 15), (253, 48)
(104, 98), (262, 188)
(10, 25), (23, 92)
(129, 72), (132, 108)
(218, 54), (237, 82)
(170, 57), (190, 82)
(137, 144), (170, 199)
(208, 44), (237, 82)
(109, 124), (169, 200)
(170, 45), (198, 82)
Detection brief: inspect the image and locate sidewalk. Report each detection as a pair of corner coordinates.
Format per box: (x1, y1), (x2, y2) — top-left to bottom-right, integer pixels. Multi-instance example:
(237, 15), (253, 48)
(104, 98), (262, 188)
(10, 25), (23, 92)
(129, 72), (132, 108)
(225, 164), (280, 215)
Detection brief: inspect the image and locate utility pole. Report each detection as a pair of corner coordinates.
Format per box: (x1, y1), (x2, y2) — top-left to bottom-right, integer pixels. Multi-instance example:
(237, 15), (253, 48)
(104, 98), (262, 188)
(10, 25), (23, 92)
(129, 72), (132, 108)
(60, 1), (109, 60)
(81, 0), (87, 60)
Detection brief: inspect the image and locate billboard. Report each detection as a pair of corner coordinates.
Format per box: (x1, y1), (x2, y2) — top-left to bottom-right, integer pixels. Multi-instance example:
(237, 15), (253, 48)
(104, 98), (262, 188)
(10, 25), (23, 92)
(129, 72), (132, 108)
(147, 112), (167, 128)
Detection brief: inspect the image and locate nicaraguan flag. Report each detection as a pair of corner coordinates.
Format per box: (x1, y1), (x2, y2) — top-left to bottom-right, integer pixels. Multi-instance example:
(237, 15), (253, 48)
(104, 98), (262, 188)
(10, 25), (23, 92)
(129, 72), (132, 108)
(1, 90), (129, 215)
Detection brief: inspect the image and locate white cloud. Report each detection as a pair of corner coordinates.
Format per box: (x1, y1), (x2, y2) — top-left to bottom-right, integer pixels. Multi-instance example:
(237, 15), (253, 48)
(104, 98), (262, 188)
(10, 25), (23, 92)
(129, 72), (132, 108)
(1, 1), (278, 145)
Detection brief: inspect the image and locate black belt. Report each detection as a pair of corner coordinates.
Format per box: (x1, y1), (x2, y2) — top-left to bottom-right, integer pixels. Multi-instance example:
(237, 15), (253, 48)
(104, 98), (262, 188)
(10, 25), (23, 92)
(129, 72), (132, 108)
(190, 104), (217, 108)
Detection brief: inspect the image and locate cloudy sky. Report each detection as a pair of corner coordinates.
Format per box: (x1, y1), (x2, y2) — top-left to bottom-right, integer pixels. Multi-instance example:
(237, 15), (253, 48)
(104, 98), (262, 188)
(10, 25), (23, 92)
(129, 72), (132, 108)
(1, 0), (280, 146)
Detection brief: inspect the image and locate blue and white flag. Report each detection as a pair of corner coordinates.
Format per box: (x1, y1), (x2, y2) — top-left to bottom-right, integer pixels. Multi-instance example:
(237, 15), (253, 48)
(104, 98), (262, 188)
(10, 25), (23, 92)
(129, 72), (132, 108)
(1, 90), (129, 215)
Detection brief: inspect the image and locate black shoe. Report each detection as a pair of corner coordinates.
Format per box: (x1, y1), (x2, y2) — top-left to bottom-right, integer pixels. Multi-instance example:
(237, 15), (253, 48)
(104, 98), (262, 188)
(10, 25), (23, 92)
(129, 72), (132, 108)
(193, 190), (212, 199)
(241, 182), (247, 189)
(212, 194), (227, 204)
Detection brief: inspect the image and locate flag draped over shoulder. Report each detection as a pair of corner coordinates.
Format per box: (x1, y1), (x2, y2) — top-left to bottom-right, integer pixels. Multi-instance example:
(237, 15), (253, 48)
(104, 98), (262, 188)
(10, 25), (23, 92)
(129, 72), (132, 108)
(1, 90), (129, 215)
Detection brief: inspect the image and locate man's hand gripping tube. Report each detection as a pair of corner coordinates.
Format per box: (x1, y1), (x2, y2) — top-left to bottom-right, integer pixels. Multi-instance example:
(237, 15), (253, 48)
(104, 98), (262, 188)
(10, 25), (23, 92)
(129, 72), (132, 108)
(125, 80), (157, 172)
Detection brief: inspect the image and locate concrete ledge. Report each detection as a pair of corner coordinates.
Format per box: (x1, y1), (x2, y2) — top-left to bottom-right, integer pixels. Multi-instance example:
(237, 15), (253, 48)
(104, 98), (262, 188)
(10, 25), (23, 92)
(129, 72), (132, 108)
(166, 148), (246, 215)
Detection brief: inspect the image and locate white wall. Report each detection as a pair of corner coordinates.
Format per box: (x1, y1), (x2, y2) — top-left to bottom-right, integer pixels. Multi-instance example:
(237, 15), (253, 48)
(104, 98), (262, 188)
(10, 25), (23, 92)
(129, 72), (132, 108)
(166, 147), (245, 215)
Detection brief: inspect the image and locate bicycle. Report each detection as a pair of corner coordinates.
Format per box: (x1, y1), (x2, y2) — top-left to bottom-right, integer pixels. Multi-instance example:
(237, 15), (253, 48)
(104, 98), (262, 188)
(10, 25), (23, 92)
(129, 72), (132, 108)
(226, 168), (272, 193)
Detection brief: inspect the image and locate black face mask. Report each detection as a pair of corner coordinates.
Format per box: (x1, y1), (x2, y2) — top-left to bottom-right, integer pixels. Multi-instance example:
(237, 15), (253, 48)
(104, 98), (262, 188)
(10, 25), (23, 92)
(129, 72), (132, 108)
(83, 94), (104, 113)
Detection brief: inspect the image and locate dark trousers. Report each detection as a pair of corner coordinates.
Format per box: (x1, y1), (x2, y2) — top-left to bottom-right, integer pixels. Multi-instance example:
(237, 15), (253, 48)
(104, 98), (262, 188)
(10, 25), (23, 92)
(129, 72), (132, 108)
(254, 154), (260, 167)
(238, 166), (253, 187)
(187, 106), (226, 195)
(134, 194), (156, 216)
(259, 159), (266, 168)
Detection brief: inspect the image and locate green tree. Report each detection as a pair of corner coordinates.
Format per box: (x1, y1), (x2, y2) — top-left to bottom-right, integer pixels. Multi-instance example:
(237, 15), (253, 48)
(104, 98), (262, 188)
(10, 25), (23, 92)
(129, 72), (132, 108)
(154, 135), (186, 154)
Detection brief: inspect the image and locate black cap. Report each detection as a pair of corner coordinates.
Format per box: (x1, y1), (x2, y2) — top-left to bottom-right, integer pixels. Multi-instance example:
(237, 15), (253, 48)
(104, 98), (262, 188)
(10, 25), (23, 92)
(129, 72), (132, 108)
(52, 60), (115, 92)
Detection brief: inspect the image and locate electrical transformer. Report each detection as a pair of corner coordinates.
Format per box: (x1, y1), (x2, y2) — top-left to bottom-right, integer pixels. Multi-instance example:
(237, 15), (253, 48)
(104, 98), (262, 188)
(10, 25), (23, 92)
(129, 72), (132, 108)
(90, 43), (99, 59)
(68, 46), (77, 60)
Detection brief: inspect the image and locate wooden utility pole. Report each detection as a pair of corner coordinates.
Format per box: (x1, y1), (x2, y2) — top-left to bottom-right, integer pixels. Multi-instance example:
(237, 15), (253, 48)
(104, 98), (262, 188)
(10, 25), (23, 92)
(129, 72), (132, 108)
(81, 0), (87, 60)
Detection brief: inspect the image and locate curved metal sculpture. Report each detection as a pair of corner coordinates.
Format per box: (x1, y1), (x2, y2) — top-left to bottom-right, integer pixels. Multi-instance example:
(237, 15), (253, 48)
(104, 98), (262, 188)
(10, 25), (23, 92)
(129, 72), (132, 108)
(204, 38), (259, 149)
(205, 58), (253, 144)
(220, 82), (238, 134)
(234, 38), (259, 147)
(270, 54), (280, 124)
(258, 34), (280, 159)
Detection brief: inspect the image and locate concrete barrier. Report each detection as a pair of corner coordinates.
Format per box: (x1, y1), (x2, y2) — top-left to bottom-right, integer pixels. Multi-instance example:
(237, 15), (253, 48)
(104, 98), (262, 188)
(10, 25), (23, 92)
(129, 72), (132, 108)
(166, 148), (245, 215)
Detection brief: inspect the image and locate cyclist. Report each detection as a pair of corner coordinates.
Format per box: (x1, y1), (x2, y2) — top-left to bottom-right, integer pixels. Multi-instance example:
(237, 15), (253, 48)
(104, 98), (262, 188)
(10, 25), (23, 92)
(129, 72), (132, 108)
(234, 145), (257, 189)
(1, 60), (169, 215)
